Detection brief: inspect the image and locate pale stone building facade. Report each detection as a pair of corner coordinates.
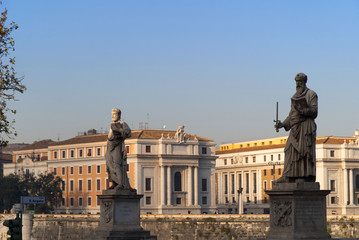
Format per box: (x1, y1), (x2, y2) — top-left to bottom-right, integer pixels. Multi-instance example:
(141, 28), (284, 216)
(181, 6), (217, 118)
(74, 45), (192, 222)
(215, 130), (359, 215)
(4, 128), (217, 214)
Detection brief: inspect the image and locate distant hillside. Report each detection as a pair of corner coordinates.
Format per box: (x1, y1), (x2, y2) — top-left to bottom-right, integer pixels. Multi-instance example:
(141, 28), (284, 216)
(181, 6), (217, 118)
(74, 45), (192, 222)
(1, 143), (29, 154)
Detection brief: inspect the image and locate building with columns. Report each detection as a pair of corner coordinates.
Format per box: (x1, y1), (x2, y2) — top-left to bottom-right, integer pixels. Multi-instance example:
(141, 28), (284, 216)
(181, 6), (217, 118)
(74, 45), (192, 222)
(4, 128), (217, 214)
(215, 130), (359, 215)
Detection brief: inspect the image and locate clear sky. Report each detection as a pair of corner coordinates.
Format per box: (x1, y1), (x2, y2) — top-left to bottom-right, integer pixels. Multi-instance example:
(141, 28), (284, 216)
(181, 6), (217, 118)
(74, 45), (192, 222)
(2, 0), (359, 146)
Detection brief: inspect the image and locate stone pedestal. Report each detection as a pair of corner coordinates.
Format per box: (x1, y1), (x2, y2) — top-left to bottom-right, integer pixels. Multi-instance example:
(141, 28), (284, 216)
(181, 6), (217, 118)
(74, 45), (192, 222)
(266, 182), (331, 240)
(95, 189), (156, 240)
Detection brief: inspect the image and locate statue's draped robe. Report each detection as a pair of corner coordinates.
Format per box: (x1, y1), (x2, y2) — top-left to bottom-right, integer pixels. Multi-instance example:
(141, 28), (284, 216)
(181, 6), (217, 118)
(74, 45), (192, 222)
(105, 121), (132, 189)
(282, 88), (318, 179)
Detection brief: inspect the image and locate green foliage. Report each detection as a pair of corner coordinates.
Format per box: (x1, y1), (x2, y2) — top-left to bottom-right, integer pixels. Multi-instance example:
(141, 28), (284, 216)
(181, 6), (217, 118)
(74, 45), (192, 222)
(0, 173), (63, 213)
(0, 173), (22, 211)
(0, 4), (26, 147)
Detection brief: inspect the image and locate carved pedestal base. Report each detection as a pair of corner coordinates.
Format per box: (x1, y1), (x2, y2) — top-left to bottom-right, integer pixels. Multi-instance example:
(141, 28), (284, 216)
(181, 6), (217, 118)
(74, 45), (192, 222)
(95, 189), (156, 240)
(266, 182), (331, 240)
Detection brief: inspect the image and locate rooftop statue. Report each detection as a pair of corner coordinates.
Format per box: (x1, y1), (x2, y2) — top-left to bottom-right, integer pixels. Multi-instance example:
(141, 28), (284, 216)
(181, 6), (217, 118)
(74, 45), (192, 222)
(105, 108), (134, 191)
(274, 73), (318, 183)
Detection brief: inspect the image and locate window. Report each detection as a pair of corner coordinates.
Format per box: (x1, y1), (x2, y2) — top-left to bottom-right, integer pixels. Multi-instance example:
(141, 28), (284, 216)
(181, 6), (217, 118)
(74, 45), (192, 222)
(70, 197), (74, 206)
(54, 151), (57, 159)
(356, 175), (359, 191)
(264, 155), (267, 162)
(264, 169), (267, 176)
(174, 172), (182, 191)
(254, 197), (257, 204)
(246, 197), (250, 203)
(87, 197), (92, 206)
(278, 168), (282, 175)
(88, 179), (92, 191)
(79, 180), (83, 192)
(202, 196), (207, 205)
(70, 167), (74, 175)
(70, 180), (74, 192)
(254, 143), (257, 146)
(25, 169), (30, 175)
(245, 157), (248, 163)
(330, 150), (335, 157)
(224, 159), (227, 165)
(330, 180), (336, 191)
(176, 198), (181, 205)
(278, 154), (281, 160)
(145, 178), (151, 191)
(271, 155), (274, 161)
(79, 149), (83, 157)
(271, 169), (275, 175)
(126, 146), (130, 153)
(97, 165), (101, 174)
(201, 147), (207, 154)
(97, 179), (101, 191)
(202, 179), (207, 192)
(262, 142), (265, 145)
(232, 197), (236, 203)
(253, 156), (256, 163)
(97, 148), (101, 156)
(224, 175), (228, 194)
(331, 196), (337, 204)
(253, 173), (257, 193)
(269, 141), (272, 145)
(246, 173), (249, 194)
(79, 166), (83, 175)
(62, 198), (65, 206)
(53, 168), (57, 175)
(264, 181), (267, 190)
(62, 181), (66, 191)
(79, 197), (83, 206)
(97, 196), (100, 206)
(87, 149), (92, 156)
(146, 196), (151, 205)
(146, 145), (151, 153)
(238, 174), (242, 189)
(88, 166), (92, 174)
(70, 150), (74, 158)
(231, 159), (233, 164)
(62, 151), (66, 158)
(231, 174), (235, 194)
(247, 144), (250, 147)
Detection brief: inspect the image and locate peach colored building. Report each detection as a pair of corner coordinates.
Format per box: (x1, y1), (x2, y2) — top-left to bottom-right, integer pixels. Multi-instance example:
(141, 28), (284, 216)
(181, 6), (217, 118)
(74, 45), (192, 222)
(5, 128), (217, 214)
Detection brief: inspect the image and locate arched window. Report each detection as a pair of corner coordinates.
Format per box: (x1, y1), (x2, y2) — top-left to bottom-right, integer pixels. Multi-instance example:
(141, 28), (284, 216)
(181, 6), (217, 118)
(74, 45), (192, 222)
(174, 172), (182, 191)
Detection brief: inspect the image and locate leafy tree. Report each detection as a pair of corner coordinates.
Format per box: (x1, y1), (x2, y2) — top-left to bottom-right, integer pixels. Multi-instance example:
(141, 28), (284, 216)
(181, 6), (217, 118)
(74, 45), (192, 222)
(0, 173), (23, 212)
(0, 3), (26, 147)
(0, 173), (63, 213)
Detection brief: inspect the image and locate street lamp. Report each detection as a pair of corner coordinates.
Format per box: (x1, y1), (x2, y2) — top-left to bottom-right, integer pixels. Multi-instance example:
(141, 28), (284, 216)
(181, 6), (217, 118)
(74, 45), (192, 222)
(267, 162), (281, 181)
(237, 187), (243, 214)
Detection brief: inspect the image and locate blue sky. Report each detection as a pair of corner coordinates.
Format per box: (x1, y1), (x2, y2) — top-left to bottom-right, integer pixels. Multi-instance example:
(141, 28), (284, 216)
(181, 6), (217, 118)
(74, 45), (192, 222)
(2, 0), (359, 146)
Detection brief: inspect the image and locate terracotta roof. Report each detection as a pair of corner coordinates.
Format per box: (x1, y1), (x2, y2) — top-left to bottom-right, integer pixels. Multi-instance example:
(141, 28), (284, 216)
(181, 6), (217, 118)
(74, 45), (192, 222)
(17, 139), (55, 151)
(50, 134), (108, 146)
(216, 136), (357, 155)
(50, 130), (212, 147)
(128, 130), (212, 141)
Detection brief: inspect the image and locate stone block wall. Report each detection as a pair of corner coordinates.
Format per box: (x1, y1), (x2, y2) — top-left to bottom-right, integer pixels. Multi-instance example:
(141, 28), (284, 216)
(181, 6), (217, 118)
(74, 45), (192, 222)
(1, 213), (359, 239)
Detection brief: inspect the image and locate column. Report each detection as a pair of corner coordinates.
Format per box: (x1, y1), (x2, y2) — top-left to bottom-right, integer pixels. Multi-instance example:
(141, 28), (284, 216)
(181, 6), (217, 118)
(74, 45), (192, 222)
(187, 166), (193, 206)
(343, 168), (348, 206)
(210, 168), (216, 209)
(194, 166), (198, 205)
(349, 168), (354, 205)
(167, 166), (171, 206)
(161, 166), (166, 206)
